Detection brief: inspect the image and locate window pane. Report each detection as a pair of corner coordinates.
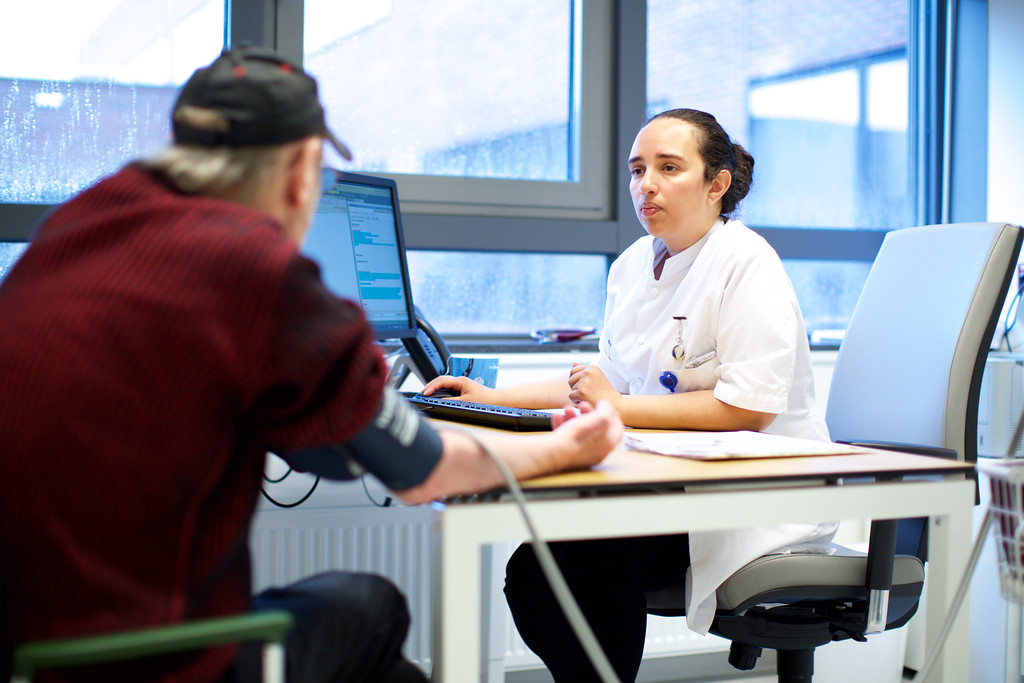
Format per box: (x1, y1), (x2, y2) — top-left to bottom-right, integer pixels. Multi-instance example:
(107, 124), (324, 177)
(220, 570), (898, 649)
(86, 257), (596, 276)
(646, 0), (909, 227)
(745, 54), (908, 229)
(782, 259), (873, 345)
(1, 1), (224, 204)
(406, 250), (607, 335)
(646, 0), (909, 339)
(0, 242), (29, 283)
(304, 0), (574, 181)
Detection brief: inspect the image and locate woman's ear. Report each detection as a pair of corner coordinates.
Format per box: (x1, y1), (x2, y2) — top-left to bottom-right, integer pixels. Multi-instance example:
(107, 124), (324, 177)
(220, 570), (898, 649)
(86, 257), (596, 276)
(707, 168), (732, 206)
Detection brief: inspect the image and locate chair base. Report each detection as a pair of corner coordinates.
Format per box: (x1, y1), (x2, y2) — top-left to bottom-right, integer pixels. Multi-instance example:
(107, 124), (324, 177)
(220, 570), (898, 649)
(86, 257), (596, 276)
(726, 641), (814, 683)
(777, 648), (814, 683)
(713, 605), (859, 683)
(712, 607), (843, 652)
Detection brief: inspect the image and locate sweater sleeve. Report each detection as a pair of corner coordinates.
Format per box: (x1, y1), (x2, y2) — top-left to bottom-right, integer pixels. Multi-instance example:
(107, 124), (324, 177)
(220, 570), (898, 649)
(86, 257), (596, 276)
(246, 252), (388, 454)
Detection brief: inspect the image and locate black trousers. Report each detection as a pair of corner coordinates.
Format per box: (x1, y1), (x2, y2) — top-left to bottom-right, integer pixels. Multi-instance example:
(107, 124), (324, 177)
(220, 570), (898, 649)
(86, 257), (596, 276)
(228, 572), (426, 683)
(504, 535), (690, 683)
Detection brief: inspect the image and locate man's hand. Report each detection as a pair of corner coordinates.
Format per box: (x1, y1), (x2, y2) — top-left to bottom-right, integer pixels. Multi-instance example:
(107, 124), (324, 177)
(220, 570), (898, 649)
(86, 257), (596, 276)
(549, 400), (624, 469)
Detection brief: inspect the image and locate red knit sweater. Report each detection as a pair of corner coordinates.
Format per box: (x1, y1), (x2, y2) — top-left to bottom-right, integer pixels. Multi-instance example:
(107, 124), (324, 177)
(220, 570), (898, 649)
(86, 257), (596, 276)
(0, 165), (387, 681)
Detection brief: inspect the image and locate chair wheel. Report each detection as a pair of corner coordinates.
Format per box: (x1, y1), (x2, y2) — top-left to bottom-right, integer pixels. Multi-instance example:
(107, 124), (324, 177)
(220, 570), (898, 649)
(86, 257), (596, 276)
(728, 641), (762, 670)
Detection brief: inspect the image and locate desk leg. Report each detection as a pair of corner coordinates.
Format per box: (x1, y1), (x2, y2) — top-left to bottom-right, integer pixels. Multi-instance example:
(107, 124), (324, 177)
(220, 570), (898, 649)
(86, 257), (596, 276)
(431, 508), (483, 682)
(481, 544), (511, 683)
(1006, 603), (1023, 683)
(922, 492), (973, 683)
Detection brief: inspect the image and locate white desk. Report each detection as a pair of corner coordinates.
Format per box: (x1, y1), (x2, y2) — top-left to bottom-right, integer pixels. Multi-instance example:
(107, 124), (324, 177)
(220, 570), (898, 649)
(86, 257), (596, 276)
(429, 441), (976, 683)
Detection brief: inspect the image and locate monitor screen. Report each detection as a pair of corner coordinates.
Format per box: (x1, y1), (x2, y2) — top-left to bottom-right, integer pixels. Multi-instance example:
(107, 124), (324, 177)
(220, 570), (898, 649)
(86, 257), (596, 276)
(0, 240), (29, 284)
(302, 170), (418, 340)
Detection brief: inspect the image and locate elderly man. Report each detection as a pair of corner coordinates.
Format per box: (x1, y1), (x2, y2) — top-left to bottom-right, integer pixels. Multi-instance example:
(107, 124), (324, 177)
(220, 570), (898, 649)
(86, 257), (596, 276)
(0, 46), (622, 683)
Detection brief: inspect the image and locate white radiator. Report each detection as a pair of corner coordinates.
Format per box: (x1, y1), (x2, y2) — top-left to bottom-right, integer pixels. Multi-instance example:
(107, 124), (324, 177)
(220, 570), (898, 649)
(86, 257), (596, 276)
(250, 477), (724, 677)
(250, 499), (437, 668)
(978, 353), (1024, 458)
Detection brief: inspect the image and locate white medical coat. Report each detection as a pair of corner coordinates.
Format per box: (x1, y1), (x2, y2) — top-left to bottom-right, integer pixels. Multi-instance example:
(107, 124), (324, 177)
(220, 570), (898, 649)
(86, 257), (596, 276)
(596, 218), (837, 634)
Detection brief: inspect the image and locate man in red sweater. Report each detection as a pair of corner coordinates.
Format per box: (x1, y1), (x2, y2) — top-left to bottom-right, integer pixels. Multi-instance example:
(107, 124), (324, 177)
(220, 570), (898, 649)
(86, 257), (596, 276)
(0, 47), (622, 682)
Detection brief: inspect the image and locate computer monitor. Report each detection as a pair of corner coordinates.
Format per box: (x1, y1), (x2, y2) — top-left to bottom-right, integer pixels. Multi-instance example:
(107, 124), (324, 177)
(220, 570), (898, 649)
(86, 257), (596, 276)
(303, 169), (418, 341)
(0, 239), (29, 284)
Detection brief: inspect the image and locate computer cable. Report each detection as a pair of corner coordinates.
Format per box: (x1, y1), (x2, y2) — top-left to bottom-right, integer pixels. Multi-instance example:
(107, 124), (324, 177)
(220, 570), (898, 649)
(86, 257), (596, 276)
(449, 425), (621, 683)
(261, 467), (391, 509)
(361, 475), (393, 507)
(260, 476), (319, 508)
(1002, 277), (1024, 350)
(263, 467), (292, 484)
(261, 461), (320, 509)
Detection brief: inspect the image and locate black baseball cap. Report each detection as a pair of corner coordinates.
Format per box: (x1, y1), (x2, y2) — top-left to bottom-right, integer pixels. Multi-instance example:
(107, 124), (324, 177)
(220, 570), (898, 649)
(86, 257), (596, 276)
(172, 46), (352, 160)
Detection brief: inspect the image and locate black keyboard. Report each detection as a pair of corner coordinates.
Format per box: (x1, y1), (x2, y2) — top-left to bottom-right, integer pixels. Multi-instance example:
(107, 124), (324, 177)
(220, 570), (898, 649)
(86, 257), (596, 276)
(404, 393), (553, 431)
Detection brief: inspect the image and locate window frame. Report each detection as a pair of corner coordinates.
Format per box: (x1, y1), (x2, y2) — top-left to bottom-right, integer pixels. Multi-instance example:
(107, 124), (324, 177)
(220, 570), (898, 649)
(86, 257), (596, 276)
(0, 0), (976, 282)
(279, 0), (615, 222)
(273, 0), (639, 256)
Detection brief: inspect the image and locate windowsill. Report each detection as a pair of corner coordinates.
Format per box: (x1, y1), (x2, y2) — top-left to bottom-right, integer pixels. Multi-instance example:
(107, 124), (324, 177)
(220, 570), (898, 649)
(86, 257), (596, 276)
(385, 335), (839, 355)
(449, 337), (600, 355)
(380, 335), (601, 356)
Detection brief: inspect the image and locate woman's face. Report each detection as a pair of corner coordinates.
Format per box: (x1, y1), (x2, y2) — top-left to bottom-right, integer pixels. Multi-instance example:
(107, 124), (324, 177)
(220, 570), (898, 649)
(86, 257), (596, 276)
(628, 118), (727, 254)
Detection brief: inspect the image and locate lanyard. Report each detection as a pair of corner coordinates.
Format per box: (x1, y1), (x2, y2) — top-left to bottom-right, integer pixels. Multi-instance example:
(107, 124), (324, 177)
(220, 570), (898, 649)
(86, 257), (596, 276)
(671, 315), (686, 360)
(660, 315), (687, 393)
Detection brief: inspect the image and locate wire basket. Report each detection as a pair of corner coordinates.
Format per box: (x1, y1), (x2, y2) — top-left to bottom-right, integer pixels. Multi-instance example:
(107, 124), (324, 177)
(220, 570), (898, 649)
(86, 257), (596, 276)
(978, 459), (1024, 603)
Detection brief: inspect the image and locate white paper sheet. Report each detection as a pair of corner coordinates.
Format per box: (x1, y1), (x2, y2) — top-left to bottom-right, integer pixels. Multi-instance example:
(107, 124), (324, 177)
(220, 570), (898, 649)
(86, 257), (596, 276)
(621, 430), (865, 460)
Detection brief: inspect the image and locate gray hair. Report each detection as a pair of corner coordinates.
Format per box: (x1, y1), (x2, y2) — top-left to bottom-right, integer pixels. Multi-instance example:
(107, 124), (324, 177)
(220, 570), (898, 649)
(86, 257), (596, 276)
(140, 143), (286, 202)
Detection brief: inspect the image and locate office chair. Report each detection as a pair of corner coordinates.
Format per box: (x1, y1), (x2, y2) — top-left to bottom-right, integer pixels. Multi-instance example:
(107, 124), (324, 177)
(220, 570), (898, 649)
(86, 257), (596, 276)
(646, 222), (1024, 682)
(9, 610), (293, 683)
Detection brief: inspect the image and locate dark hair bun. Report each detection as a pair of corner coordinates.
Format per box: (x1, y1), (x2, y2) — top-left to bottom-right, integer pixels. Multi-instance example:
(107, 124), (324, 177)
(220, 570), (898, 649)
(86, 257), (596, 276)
(721, 143), (754, 216)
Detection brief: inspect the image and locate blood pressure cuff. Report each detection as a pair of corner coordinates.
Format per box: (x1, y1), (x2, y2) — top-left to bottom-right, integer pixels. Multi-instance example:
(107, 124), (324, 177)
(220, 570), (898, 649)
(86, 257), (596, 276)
(277, 388), (443, 491)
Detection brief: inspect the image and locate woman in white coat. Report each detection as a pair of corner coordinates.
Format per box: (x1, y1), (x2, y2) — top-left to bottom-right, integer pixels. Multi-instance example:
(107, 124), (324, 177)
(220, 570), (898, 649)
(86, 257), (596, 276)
(422, 108), (835, 683)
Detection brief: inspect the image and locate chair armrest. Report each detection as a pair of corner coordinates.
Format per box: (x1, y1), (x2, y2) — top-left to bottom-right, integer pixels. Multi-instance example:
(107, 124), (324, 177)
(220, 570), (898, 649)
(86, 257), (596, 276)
(864, 519), (898, 634)
(865, 519), (898, 592)
(844, 439), (949, 634)
(11, 610), (293, 681)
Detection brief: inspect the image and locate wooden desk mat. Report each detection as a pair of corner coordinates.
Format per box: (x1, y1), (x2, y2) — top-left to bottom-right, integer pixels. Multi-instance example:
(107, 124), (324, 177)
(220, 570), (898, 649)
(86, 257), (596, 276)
(519, 445), (973, 492)
(427, 418), (975, 494)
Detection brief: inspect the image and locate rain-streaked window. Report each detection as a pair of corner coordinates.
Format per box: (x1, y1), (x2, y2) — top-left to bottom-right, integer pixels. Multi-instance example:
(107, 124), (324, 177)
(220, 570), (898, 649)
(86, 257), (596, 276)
(647, 0), (910, 341)
(1, 0), (224, 203)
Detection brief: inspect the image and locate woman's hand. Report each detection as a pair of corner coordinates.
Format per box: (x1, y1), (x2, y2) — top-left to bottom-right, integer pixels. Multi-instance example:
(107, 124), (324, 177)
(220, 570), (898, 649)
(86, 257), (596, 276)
(420, 375), (497, 404)
(567, 363), (621, 409)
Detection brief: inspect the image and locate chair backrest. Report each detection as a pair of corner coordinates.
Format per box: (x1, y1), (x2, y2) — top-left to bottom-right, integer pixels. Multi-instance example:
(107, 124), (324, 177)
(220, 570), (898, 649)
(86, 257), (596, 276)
(825, 222), (1022, 463)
